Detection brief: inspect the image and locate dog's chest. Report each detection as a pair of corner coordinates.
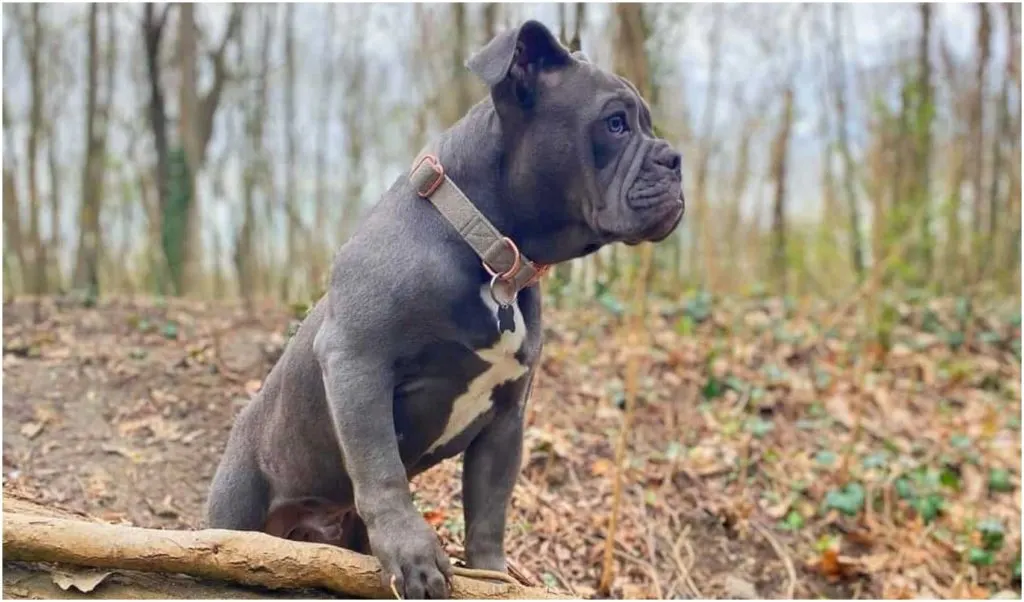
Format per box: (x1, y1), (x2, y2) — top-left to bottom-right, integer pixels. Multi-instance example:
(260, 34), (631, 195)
(424, 288), (529, 454)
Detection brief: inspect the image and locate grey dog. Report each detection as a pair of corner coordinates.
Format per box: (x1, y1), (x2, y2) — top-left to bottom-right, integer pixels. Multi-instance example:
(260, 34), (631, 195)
(206, 19), (684, 599)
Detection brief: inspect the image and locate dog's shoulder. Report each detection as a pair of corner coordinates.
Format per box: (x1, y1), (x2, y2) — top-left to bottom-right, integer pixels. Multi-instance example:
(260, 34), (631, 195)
(318, 217), (481, 353)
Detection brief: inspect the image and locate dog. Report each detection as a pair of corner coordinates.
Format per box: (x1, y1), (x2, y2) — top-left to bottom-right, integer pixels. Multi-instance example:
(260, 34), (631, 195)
(206, 19), (684, 599)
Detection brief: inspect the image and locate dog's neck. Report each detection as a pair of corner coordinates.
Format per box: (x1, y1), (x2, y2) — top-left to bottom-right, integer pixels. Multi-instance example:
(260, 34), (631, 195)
(429, 101), (519, 237)
(424, 99), (593, 265)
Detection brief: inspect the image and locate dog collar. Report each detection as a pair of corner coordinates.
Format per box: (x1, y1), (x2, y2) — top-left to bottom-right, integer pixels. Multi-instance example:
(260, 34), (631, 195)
(408, 152), (550, 306)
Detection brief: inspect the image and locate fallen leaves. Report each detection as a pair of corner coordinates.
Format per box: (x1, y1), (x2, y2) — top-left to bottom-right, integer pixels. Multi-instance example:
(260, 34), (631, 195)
(2, 293), (1020, 600)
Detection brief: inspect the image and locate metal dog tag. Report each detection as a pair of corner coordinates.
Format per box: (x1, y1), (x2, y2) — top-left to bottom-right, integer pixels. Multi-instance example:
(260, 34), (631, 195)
(497, 304), (515, 333)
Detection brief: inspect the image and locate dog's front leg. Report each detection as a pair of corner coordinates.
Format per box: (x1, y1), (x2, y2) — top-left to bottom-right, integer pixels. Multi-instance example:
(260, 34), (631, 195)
(316, 331), (452, 599)
(461, 372), (532, 573)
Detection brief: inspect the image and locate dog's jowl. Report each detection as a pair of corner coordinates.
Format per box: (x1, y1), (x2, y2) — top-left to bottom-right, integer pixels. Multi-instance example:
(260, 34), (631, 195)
(206, 19), (684, 599)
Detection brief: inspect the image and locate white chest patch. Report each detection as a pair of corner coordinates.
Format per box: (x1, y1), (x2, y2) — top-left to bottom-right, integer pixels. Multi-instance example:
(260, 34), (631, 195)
(426, 287), (528, 454)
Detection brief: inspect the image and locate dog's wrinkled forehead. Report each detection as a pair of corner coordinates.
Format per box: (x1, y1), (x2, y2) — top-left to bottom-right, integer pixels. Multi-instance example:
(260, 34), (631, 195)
(552, 58), (654, 134)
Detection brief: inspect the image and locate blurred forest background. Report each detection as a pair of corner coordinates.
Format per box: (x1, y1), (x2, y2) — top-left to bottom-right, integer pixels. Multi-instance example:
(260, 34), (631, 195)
(2, 2), (1019, 307)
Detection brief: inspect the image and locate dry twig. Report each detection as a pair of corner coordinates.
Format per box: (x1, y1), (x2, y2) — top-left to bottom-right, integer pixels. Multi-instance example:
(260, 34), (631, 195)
(752, 520), (797, 599)
(598, 243), (655, 595)
(666, 527), (702, 599)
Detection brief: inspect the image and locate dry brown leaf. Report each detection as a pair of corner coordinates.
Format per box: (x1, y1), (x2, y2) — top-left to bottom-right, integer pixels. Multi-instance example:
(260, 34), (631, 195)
(949, 582), (991, 600)
(423, 510), (445, 527)
(244, 379), (263, 395)
(843, 527), (876, 547)
(814, 547), (864, 582)
(763, 495), (793, 520)
(116, 415), (182, 442)
(51, 568), (112, 593)
(20, 421), (45, 440)
(590, 458), (614, 477)
(825, 395), (855, 427)
(723, 575), (759, 599)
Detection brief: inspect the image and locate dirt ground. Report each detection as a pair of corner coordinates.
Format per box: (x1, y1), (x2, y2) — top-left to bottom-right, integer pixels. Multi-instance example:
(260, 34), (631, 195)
(3, 294), (1020, 599)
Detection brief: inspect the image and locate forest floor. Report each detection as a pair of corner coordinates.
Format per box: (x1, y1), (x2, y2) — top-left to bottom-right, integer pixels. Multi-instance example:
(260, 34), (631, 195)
(2, 293), (1020, 599)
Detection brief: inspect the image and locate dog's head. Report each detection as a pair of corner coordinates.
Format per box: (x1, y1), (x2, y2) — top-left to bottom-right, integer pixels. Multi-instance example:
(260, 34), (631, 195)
(467, 19), (685, 261)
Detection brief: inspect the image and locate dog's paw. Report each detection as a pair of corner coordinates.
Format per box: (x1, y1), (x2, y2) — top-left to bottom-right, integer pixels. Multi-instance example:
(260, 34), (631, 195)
(370, 514), (453, 599)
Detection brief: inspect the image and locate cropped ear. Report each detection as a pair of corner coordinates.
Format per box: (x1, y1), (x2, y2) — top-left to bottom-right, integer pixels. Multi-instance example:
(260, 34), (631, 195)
(466, 20), (571, 107)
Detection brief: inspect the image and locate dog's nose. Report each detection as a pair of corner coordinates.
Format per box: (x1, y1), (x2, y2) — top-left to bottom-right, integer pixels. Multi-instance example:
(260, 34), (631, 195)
(654, 146), (682, 175)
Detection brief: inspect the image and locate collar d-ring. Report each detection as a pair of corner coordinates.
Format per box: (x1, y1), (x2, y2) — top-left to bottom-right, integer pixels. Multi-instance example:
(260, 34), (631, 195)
(489, 272), (516, 308)
(409, 152), (551, 300)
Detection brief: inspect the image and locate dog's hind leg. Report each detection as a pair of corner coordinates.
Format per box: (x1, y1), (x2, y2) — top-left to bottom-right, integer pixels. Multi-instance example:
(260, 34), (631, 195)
(205, 431), (270, 531)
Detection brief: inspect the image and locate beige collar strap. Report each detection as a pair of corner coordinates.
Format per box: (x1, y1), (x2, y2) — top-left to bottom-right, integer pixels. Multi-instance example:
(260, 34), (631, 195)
(408, 152), (549, 305)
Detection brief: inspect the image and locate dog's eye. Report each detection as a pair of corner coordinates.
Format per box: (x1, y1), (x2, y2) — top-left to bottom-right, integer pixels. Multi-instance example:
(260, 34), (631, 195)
(606, 114), (627, 135)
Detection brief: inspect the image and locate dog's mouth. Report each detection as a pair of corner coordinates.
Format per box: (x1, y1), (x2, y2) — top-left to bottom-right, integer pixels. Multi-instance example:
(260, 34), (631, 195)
(592, 145), (686, 247)
(622, 189), (685, 246)
(627, 182), (678, 210)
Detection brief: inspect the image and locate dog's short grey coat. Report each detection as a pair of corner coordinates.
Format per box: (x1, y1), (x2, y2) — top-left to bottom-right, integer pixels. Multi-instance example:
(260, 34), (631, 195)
(206, 19), (684, 599)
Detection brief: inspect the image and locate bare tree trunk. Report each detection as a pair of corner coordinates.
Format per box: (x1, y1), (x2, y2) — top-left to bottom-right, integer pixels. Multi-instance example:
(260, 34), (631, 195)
(559, 3), (568, 45)
(72, 4), (103, 299)
(969, 4), (990, 282)
(142, 2), (172, 294)
(22, 4), (47, 297)
(484, 3), (499, 41)
(727, 89), (757, 281)
(913, 3), (934, 284)
(173, 3), (243, 296)
(817, 70), (840, 282)
(3, 82), (25, 290)
(611, 4), (655, 306)
(690, 5), (722, 289)
(613, 4), (650, 96)
(36, 0), (66, 292)
(282, 3), (298, 301)
(235, 6), (273, 309)
(1004, 3), (1022, 289)
(453, 3), (471, 120)
(98, 3), (116, 287)
(571, 4), (585, 52)
(938, 31), (966, 291)
(46, 123), (62, 290)
(177, 3), (201, 295)
(984, 3), (1005, 277)
(339, 24), (367, 244)
(410, 4), (431, 156)
(2, 100), (27, 293)
(310, 5), (336, 296)
(770, 86), (795, 295)
(830, 4), (865, 281)
(886, 78), (911, 279)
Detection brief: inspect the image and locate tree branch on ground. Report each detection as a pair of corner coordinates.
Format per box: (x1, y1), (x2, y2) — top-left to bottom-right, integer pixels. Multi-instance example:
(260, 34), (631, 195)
(2, 496), (569, 600)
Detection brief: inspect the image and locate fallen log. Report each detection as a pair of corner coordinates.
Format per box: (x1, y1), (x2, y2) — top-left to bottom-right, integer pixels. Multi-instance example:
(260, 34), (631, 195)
(2, 499), (571, 600)
(3, 560), (336, 599)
